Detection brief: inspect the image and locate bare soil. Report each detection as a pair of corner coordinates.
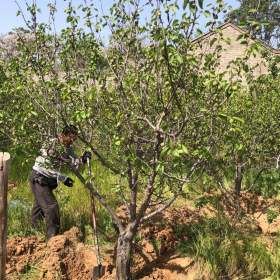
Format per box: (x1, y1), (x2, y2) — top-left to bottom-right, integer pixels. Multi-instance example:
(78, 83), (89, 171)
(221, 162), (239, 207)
(6, 227), (103, 280)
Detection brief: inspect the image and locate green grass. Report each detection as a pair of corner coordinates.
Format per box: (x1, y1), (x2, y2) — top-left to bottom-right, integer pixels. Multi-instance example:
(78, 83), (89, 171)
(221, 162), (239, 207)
(177, 213), (280, 280)
(8, 180), (37, 237)
(8, 158), (120, 241)
(175, 214), (278, 279)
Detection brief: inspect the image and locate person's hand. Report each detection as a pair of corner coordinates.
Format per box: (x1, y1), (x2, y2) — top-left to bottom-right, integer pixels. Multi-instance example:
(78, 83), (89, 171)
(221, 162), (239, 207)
(82, 151), (92, 164)
(64, 177), (74, 187)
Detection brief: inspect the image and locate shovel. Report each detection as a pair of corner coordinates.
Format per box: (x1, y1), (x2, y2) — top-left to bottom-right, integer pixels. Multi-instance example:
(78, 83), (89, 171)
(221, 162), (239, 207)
(87, 158), (106, 279)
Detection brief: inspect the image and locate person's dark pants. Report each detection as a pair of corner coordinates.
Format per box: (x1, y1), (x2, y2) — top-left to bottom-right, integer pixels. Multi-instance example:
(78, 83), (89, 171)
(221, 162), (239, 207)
(29, 171), (60, 240)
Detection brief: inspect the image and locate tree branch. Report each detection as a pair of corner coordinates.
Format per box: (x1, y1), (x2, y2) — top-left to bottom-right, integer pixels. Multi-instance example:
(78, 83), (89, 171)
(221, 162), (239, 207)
(68, 164), (124, 232)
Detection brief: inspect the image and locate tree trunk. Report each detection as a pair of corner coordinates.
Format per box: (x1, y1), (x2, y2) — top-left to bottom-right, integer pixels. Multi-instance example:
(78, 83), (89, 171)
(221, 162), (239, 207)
(116, 232), (133, 280)
(234, 164), (244, 196)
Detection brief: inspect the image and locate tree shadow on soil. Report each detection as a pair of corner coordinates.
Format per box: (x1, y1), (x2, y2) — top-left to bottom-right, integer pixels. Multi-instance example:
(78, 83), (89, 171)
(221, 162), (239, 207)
(134, 251), (195, 279)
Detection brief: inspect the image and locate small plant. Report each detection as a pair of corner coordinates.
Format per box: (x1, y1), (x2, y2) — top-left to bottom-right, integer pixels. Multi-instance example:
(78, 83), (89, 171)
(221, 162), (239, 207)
(267, 209), (278, 224)
(194, 196), (218, 208)
(17, 263), (41, 280)
(151, 238), (161, 254)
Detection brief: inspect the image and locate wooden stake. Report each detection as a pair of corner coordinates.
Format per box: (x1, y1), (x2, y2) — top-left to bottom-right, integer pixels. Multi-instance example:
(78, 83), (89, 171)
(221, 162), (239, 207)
(0, 152), (10, 280)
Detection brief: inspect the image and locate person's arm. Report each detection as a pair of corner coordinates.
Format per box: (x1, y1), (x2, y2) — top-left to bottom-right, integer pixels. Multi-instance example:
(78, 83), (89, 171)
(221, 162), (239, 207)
(42, 158), (73, 187)
(43, 139), (74, 186)
(66, 146), (81, 168)
(66, 146), (92, 168)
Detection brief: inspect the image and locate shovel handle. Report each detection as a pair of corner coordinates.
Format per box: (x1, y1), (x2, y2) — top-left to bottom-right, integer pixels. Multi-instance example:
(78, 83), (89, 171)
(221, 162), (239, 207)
(87, 158), (102, 268)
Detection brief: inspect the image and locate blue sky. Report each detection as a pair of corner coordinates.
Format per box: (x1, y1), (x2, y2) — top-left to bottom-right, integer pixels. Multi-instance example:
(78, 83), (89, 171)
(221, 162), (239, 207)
(0, 0), (240, 36)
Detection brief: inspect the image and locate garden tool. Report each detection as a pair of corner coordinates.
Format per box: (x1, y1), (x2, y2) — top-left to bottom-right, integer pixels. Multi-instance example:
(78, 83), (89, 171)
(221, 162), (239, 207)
(87, 158), (106, 279)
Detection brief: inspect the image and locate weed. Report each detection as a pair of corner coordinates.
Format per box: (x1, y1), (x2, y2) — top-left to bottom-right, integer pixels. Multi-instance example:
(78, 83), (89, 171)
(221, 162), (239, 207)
(17, 263), (41, 280)
(266, 209), (278, 224)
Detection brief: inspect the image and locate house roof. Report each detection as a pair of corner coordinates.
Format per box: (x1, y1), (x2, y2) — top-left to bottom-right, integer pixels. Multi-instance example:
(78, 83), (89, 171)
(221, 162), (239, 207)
(192, 22), (280, 55)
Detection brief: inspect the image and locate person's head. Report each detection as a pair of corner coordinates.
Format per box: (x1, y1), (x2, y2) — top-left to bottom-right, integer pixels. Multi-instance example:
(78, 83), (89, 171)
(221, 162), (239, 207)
(59, 125), (78, 146)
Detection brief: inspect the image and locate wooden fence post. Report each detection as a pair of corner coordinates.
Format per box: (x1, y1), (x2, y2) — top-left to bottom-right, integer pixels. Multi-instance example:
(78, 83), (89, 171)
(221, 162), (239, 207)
(0, 152), (10, 280)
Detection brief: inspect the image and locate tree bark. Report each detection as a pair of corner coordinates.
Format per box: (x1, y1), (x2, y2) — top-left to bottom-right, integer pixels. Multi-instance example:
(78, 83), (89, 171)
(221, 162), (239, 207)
(116, 232), (134, 280)
(234, 163), (244, 196)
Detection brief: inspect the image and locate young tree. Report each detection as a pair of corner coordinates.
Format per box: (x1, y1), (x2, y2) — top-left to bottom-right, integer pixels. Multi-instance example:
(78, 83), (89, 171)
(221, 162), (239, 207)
(207, 67), (280, 196)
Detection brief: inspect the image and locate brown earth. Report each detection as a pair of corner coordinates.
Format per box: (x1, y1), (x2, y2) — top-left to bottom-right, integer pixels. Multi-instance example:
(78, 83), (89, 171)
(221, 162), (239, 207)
(5, 208), (207, 280)
(201, 190), (280, 234)
(6, 191), (280, 280)
(6, 227), (103, 280)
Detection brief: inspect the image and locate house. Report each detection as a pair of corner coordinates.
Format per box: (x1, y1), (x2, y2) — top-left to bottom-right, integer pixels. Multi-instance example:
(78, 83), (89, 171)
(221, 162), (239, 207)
(193, 22), (280, 78)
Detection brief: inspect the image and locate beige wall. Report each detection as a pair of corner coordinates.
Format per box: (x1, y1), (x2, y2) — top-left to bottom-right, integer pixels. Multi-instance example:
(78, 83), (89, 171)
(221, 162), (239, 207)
(195, 24), (278, 79)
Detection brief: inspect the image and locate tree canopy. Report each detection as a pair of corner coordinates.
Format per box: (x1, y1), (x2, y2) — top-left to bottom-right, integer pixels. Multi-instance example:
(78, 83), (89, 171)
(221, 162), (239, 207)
(227, 0), (280, 48)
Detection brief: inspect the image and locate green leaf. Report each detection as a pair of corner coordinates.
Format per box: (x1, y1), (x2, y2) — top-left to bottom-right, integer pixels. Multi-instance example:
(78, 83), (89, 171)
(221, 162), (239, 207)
(181, 145), (188, 154)
(237, 143), (244, 151)
(172, 149), (181, 158)
(232, 116), (244, 124)
(30, 111), (38, 117)
(176, 53), (183, 64)
(183, 0), (189, 10)
(218, 113), (228, 119)
(115, 140), (121, 146)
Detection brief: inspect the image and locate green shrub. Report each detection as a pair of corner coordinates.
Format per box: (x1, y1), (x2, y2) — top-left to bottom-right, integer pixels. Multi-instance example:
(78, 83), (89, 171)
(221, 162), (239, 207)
(244, 169), (280, 198)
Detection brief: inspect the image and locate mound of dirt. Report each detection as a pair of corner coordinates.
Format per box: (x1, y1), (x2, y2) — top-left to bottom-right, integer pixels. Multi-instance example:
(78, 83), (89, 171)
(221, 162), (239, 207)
(6, 235), (46, 275)
(202, 191), (280, 234)
(218, 191), (279, 216)
(131, 207), (206, 279)
(140, 256), (210, 280)
(138, 207), (198, 257)
(6, 227), (108, 280)
(40, 227), (99, 280)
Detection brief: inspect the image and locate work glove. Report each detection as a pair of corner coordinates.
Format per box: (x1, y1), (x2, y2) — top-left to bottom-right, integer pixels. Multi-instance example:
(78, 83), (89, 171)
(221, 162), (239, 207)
(64, 177), (74, 187)
(82, 150), (92, 164)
